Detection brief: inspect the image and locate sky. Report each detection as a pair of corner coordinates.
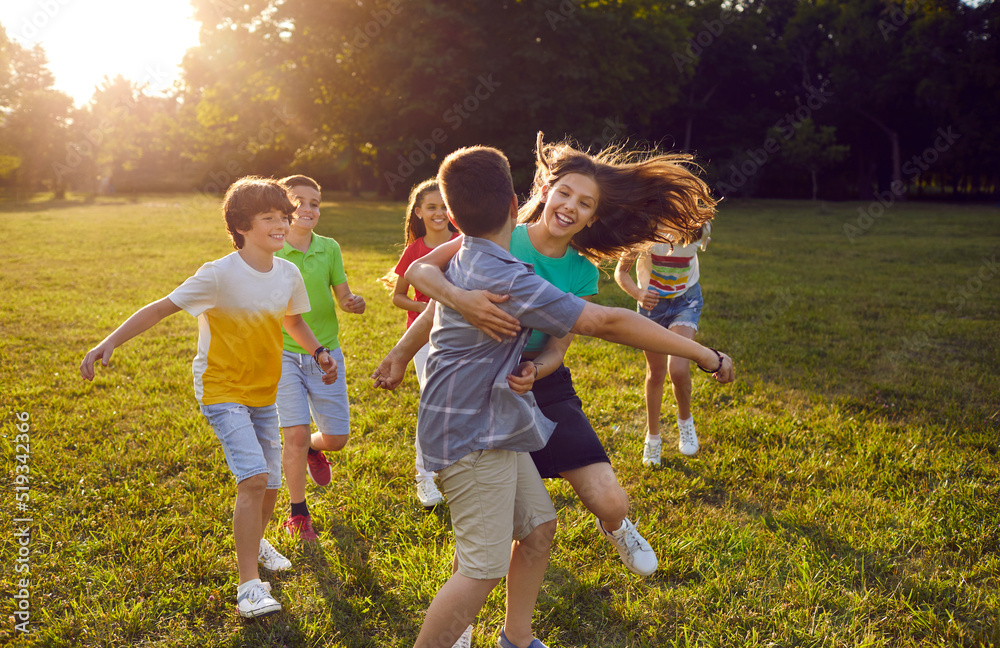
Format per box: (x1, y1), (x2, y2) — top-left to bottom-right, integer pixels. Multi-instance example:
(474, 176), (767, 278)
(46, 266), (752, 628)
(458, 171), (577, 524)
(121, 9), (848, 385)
(0, 0), (201, 106)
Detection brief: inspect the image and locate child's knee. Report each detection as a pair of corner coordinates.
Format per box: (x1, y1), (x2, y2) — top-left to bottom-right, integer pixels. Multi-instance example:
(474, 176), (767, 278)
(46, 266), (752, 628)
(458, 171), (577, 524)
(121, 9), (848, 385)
(282, 424), (311, 448)
(315, 433), (349, 452)
(530, 518), (557, 547)
(237, 472), (269, 496)
(646, 362), (668, 383)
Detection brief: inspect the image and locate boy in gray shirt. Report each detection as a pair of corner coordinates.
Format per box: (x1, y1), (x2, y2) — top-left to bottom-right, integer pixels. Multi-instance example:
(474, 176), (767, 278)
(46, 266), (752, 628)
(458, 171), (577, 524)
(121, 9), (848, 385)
(374, 146), (733, 648)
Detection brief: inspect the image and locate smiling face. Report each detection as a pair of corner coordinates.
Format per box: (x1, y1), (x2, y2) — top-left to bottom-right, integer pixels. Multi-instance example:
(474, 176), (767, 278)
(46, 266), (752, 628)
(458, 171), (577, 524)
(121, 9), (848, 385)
(238, 209), (291, 253)
(287, 184), (321, 233)
(415, 189), (449, 234)
(540, 172), (600, 240)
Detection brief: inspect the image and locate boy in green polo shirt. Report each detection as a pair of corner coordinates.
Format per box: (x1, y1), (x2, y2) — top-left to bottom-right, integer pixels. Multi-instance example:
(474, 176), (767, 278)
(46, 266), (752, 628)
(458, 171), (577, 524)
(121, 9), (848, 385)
(275, 175), (366, 541)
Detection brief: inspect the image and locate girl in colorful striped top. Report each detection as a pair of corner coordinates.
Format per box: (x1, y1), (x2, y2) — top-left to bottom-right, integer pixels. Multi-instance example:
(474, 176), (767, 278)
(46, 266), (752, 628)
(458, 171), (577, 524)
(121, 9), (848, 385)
(614, 223), (711, 464)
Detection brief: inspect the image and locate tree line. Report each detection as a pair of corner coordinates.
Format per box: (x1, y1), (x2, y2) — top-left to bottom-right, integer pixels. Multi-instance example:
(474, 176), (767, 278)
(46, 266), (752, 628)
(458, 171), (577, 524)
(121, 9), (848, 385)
(1, 0), (997, 202)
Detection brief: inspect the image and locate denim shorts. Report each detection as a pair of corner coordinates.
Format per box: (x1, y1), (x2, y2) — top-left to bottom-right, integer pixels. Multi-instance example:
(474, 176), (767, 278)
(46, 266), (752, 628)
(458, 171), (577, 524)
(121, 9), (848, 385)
(275, 347), (350, 436)
(638, 282), (703, 332)
(200, 402), (282, 489)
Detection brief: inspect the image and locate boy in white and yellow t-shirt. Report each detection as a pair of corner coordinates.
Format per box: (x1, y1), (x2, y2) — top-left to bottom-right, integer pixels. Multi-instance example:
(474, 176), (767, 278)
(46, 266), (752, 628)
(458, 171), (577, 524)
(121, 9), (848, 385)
(80, 176), (337, 620)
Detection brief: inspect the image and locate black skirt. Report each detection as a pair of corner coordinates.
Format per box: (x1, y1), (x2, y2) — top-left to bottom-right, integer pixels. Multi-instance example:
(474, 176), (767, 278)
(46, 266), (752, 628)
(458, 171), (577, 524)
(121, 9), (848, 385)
(529, 364), (611, 478)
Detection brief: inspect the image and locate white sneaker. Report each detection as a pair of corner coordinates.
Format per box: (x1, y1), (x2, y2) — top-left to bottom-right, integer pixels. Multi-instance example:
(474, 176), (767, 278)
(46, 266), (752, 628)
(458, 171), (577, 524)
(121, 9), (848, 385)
(642, 435), (662, 466)
(416, 478), (444, 508)
(452, 624), (473, 648)
(258, 538), (292, 571)
(237, 579), (281, 619)
(596, 517), (658, 576)
(678, 417), (699, 456)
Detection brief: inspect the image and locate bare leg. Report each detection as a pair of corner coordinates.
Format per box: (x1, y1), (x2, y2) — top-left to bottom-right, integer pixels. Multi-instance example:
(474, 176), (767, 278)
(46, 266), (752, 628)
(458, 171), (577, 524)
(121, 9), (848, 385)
(311, 431), (349, 452)
(667, 325), (696, 420)
(234, 473), (268, 584)
(560, 463), (628, 532)
(282, 424), (311, 505)
(643, 351), (668, 437)
(503, 519), (556, 647)
(414, 573), (500, 648)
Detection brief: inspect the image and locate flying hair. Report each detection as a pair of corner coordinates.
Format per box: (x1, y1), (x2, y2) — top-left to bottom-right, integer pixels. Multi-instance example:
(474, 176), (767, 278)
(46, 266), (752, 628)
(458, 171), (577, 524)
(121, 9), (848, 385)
(519, 132), (718, 263)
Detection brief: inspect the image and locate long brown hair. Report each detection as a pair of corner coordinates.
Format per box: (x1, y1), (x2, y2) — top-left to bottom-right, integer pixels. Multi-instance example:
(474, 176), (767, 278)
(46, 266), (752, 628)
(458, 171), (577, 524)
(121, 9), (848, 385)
(519, 132), (717, 263)
(402, 179), (457, 246)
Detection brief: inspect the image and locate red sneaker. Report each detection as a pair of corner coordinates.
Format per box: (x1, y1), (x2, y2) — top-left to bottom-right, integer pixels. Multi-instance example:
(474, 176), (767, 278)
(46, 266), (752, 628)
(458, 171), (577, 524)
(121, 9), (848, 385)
(282, 514), (318, 542)
(306, 450), (332, 486)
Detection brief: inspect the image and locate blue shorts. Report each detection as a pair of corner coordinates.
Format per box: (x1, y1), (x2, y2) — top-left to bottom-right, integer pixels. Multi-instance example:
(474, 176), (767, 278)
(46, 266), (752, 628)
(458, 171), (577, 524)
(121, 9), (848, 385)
(275, 347), (350, 436)
(639, 283), (703, 332)
(200, 402), (282, 489)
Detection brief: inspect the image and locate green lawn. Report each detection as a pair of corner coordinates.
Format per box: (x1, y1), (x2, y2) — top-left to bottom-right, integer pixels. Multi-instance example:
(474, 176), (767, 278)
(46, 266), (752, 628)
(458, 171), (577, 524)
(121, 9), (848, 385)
(1, 194), (998, 647)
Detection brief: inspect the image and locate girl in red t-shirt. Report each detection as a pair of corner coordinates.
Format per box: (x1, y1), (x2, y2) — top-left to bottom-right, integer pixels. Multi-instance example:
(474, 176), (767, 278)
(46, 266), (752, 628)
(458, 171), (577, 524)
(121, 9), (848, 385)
(385, 179), (458, 508)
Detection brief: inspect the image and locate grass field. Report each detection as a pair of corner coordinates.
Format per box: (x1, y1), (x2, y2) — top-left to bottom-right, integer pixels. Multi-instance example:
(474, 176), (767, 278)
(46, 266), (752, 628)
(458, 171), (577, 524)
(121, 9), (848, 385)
(2, 194), (998, 647)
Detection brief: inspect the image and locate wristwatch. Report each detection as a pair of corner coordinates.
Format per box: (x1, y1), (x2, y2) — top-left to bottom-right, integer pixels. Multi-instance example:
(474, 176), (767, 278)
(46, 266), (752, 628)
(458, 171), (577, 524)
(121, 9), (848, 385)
(312, 346), (331, 363)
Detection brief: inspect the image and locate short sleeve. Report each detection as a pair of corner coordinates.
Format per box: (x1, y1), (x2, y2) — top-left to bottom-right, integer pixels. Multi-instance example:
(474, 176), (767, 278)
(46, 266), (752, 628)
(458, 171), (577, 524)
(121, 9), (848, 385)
(286, 264), (311, 316)
(167, 262), (218, 317)
(328, 239), (348, 287)
(505, 271), (587, 339)
(575, 261), (600, 298)
(394, 242), (420, 277)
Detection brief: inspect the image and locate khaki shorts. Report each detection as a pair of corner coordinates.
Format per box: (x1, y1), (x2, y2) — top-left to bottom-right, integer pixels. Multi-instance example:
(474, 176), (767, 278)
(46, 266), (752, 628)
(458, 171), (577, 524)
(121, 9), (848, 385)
(438, 449), (556, 580)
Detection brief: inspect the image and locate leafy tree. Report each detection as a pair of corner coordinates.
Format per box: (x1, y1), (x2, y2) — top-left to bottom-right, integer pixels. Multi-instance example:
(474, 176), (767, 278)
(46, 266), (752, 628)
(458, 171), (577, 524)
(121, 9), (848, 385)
(0, 26), (72, 198)
(768, 118), (849, 200)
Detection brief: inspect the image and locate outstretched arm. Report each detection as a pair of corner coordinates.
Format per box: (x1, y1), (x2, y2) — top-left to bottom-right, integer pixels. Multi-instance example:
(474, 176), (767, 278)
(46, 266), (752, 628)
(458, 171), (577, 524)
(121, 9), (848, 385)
(80, 297), (182, 380)
(614, 254), (658, 311)
(406, 238), (520, 342)
(571, 303), (734, 383)
(372, 301), (435, 390)
(284, 314), (338, 384)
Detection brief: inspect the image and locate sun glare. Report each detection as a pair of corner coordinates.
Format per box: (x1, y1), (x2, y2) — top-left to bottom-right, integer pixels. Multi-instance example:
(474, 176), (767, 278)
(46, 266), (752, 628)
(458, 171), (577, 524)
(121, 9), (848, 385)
(0, 0), (201, 106)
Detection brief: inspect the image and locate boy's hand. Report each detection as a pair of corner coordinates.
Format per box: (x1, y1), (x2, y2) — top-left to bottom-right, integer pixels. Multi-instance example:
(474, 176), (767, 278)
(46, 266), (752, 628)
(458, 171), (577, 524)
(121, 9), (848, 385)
(453, 290), (520, 342)
(317, 351), (338, 384)
(507, 360), (536, 395)
(371, 351), (406, 390)
(342, 293), (366, 314)
(80, 340), (115, 381)
(711, 352), (735, 384)
(638, 289), (659, 311)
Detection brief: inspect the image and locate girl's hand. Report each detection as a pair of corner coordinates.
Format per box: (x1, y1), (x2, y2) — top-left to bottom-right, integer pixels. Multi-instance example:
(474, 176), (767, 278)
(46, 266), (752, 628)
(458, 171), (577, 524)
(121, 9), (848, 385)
(507, 361), (536, 395)
(711, 352), (735, 384)
(372, 351), (406, 390)
(639, 289), (659, 311)
(453, 290), (520, 342)
(318, 351), (339, 384)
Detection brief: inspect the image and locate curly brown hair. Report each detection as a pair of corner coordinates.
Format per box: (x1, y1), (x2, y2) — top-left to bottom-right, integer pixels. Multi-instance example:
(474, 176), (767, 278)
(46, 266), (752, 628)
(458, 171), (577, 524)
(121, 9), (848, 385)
(223, 176), (295, 250)
(519, 132), (718, 263)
